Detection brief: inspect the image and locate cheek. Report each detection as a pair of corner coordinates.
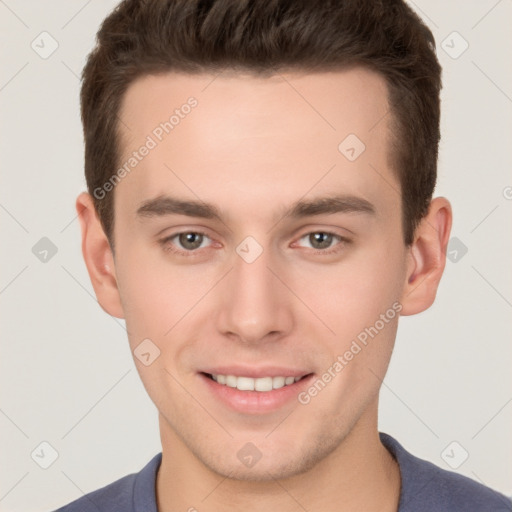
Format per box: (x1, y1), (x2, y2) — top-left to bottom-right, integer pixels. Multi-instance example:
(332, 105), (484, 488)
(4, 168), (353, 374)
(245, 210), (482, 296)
(322, 240), (405, 390)
(115, 245), (213, 333)
(292, 242), (405, 339)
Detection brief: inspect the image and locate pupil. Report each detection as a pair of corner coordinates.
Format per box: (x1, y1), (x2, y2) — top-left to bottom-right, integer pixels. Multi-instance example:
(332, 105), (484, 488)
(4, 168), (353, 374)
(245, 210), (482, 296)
(311, 232), (331, 249)
(180, 232), (202, 250)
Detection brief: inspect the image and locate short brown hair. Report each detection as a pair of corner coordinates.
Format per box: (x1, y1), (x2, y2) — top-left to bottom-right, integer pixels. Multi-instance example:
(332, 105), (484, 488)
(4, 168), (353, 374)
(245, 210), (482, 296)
(80, 0), (441, 249)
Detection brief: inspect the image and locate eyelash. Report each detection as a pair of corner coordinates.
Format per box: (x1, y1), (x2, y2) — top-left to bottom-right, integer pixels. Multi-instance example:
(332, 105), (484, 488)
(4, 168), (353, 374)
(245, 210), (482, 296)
(159, 230), (351, 257)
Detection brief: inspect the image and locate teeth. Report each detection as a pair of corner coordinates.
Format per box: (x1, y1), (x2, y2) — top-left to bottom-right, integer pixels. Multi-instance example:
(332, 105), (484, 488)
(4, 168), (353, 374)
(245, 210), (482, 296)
(226, 375), (237, 388)
(237, 376), (255, 391)
(254, 377), (272, 392)
(210, 374), (304, 392)
(272, 376), (285, 389)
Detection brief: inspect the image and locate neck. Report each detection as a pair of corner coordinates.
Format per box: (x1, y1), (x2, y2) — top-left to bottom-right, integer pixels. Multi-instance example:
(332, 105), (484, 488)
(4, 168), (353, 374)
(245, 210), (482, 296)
(156, 406), (401, 512)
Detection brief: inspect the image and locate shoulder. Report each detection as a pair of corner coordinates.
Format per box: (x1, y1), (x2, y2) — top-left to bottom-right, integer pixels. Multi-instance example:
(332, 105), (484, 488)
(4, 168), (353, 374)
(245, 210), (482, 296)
(379, 433), (512, 512)
(53, 473), (136, 512)
(52, 453), (162, 512)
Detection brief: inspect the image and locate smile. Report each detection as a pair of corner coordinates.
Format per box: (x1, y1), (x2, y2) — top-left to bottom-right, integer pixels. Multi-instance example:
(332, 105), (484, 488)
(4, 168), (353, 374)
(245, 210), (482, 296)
(200, 371), (314, 413)
(209, 374), (303, 392)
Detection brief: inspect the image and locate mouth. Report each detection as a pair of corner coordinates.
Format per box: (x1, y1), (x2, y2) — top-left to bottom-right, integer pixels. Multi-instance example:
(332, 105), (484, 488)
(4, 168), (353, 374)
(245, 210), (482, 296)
(198, 371), (315, 414)
(202, 372), (309, 392)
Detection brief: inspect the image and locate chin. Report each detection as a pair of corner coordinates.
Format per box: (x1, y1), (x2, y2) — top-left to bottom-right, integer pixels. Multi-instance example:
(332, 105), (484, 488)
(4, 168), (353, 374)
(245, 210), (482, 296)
(203, 456), (311, 482)
(196, 431), (343, 482)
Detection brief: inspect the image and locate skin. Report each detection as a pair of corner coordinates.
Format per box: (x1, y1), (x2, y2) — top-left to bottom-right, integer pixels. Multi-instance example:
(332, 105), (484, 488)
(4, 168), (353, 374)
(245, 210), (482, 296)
(77, 68), (452, 511)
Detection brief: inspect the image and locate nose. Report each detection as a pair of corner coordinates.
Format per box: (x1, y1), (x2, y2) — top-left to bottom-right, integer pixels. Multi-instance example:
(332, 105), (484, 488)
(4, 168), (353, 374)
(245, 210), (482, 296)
(216, 242), (293, 345)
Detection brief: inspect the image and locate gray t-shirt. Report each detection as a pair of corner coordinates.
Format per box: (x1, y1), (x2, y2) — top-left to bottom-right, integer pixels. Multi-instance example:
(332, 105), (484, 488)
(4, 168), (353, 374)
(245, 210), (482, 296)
(54, 432), (512, 511)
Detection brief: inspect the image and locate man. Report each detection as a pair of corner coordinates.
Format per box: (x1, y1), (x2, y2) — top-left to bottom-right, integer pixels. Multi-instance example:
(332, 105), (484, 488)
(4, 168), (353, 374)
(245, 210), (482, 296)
(56, 0), (511, 510)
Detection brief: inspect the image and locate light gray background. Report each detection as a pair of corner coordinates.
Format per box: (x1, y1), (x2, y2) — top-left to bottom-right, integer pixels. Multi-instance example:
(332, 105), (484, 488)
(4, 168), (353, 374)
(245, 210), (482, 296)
(1, 1), (511, 510)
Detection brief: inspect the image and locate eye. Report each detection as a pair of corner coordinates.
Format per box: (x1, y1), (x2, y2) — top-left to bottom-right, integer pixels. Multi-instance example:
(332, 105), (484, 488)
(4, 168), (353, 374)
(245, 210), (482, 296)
(160, 231), (213, 255)
(160, 229), (350, 257)
(295, 231), (350, 254)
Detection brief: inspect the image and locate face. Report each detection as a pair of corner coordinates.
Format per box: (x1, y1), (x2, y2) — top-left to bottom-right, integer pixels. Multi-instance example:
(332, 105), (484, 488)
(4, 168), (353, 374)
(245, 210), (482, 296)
(110, 68), (410, 479)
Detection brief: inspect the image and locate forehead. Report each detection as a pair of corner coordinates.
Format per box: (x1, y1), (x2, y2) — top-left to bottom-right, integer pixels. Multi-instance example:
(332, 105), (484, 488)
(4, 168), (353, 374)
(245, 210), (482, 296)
(115, 68), (397, 224)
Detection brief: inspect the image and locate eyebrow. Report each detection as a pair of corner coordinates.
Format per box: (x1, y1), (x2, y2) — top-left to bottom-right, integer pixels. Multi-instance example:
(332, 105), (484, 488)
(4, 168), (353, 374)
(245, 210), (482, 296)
(136, 193), (376, 223)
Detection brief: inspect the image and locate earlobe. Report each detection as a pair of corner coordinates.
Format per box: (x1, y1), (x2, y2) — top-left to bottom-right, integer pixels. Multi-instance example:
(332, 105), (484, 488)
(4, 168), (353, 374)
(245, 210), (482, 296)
(400, 197), (453, 316)
(76, 192), (125, 319)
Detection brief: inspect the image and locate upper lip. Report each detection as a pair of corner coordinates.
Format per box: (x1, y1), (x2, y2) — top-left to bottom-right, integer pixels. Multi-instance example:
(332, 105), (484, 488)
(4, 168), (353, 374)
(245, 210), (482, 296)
(200, 366), (312, 378)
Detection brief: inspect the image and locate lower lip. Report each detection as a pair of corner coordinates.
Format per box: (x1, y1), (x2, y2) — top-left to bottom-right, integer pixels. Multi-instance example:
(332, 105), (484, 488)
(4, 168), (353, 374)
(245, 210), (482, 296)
(199, 373), (314, 414)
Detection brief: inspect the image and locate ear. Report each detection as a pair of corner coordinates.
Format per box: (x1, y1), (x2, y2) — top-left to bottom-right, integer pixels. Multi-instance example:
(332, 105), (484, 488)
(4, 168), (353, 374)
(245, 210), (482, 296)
(400, 197), (453, 316)
(76, 192), (125, 319)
